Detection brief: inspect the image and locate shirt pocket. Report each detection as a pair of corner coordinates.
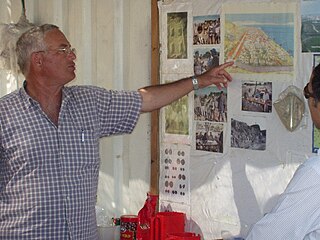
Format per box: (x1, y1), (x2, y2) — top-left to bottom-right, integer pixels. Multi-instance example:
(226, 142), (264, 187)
(62, 127), (100, 165)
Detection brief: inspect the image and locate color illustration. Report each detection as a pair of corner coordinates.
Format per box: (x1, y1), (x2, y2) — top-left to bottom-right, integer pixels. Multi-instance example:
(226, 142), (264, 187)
(223, 4), (295, 75)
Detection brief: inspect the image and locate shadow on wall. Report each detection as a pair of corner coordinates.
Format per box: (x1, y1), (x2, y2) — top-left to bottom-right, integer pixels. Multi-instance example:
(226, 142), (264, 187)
(188, 149), (290, 239)
(230, 159), (261, 236)
(231, 159), (281, 237)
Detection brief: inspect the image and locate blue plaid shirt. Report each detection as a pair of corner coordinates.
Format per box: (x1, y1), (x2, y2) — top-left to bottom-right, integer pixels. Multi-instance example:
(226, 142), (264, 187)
(0, 85), (141, 239)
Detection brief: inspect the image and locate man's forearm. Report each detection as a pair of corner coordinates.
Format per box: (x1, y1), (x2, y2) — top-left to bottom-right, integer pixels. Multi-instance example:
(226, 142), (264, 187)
(138, 61), (234, 113)
(139, 77), (193, 113)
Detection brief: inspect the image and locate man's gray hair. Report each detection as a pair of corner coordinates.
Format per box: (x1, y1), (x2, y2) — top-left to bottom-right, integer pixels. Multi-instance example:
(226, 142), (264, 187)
(16, 24), (59, 75)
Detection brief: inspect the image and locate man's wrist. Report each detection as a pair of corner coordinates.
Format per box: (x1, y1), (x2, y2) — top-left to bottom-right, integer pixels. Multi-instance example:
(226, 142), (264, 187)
(192, 75), (199, 90)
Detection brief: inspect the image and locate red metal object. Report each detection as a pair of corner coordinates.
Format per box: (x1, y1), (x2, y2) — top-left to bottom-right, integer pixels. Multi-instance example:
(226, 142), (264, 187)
(136, 193), (159, 240)
(150, 212), (185, 240)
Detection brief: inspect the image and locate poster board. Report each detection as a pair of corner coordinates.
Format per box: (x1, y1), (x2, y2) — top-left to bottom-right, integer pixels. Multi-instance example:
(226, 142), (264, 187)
(156, 0), (319, 239)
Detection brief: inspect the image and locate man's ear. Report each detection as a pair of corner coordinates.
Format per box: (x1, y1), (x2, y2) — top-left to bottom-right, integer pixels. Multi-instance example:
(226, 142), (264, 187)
(31, 52), (43, 67)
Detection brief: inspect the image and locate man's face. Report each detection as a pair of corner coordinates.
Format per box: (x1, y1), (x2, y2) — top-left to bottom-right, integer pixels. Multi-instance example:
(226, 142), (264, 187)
(40, 29), (76, 86)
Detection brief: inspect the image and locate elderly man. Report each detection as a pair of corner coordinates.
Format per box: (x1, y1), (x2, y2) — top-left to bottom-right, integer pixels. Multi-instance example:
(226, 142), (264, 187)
(0, 24), (233, 239)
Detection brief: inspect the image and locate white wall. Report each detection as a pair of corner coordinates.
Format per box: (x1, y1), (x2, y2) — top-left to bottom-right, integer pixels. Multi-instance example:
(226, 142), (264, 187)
(0, 0), (151, 218)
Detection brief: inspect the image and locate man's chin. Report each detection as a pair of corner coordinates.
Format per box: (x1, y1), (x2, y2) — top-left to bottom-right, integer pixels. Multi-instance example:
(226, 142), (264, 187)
(65, 74), (76, 85)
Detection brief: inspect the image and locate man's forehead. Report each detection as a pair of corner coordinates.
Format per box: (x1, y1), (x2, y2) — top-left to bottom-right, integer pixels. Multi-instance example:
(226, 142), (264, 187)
(44, 29), (70, 47)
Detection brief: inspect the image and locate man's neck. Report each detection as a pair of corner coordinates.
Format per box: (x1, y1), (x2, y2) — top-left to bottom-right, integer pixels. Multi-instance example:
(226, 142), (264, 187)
(25, 79), (63, 126)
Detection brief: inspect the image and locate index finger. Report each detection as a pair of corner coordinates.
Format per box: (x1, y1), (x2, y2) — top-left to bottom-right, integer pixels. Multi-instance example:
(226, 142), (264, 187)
(218, 62), (233, 81)
(218, 61), (234, 70)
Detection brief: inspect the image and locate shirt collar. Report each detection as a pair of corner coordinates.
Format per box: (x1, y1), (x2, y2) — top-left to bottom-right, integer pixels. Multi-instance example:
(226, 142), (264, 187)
(19, 80), (34, 107)
(19, 80), (71, 107)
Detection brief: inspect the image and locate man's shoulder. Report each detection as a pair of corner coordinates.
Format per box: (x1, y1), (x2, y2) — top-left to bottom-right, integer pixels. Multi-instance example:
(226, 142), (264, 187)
(0, 89), (20, 105)
(65, 85), (101, 93)
(64, 85), (140, 100)
(302, 156), (320, 174)
(63, 85), (107, 98)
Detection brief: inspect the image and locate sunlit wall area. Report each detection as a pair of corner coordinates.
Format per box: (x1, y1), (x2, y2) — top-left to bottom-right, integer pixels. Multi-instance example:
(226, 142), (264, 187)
(0, 0), (151, 218)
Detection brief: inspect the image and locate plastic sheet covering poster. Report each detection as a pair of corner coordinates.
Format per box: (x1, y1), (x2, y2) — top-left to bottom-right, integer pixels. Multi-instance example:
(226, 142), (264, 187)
(164, 95), (189, 135)
(159, 143), (191, 204)
(313, 54), (320, 153)
(301, 0), (320, 53)
(159, 2), (193, 74)
(221, 2), (297, 81)
(158, 2), (193, 208)
(161, 74), (192, 144)
(158, 1), (313, 239)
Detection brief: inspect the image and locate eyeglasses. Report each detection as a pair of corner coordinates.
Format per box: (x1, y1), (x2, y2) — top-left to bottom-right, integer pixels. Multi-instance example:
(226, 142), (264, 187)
(35, 46), (76, 56)
(304, 82), (314, 99)
(49, 46), (76, 55)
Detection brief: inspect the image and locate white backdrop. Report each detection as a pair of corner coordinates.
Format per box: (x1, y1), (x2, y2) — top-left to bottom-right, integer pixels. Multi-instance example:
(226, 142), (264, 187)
(158, 0), (317, 239)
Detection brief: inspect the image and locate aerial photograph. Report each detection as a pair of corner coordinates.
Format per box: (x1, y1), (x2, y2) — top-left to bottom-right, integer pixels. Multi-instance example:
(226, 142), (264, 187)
(224, 12), (294, 74)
